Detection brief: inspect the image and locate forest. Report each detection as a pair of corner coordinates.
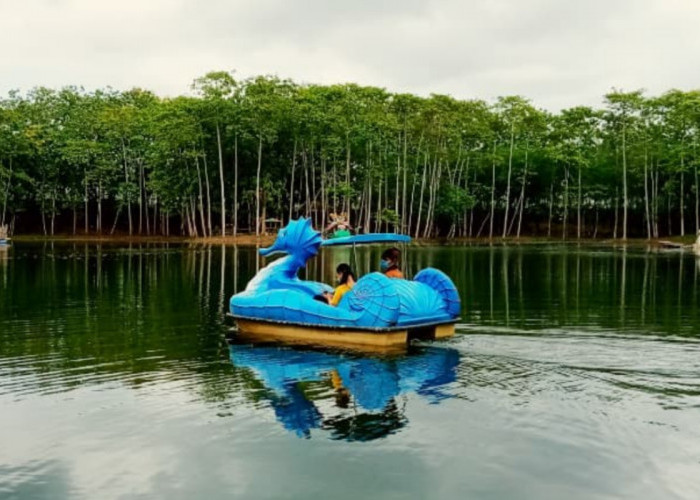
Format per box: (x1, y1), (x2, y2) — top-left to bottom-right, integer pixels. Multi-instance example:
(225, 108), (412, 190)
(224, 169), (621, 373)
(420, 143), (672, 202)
(1, 71), (699, 239)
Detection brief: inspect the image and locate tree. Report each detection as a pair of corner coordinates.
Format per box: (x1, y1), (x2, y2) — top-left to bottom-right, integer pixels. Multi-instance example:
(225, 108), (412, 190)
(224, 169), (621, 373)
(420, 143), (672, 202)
(193, 71), (237, 236)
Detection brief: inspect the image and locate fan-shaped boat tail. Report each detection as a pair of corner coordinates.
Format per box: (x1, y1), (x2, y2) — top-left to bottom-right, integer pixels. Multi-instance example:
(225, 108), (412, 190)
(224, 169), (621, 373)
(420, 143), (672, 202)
(228, 218), (460, 351)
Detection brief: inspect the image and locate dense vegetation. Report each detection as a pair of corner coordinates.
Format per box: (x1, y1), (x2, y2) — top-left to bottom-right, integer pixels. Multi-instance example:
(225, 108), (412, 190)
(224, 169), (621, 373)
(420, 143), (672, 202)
(1, 71), (699, 239)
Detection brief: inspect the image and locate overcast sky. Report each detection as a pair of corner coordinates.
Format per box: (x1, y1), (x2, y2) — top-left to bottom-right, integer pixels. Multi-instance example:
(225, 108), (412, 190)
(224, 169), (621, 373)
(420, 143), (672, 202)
(2, 0), (699, 110)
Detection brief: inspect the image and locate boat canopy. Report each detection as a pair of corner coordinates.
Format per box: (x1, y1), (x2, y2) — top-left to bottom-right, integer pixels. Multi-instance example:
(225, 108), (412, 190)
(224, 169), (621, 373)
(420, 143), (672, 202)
(321, 233), (411, 247)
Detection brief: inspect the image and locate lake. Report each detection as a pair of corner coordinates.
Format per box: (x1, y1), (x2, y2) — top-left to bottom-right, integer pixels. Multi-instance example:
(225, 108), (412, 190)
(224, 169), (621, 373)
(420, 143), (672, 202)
(1, 242), (699, 499)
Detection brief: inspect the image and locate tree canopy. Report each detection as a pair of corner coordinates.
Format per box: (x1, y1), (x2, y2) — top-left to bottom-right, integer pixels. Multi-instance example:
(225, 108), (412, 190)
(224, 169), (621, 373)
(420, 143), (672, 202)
(1, 73), (699, 239)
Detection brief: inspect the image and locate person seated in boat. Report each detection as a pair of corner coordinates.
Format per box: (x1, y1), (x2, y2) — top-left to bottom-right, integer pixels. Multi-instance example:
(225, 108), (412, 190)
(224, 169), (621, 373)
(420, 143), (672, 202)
(325, 212), (353, 239)
(312, 263), (356, 306)
(381, 247), (404, 279)
(329, 263), (356, 306)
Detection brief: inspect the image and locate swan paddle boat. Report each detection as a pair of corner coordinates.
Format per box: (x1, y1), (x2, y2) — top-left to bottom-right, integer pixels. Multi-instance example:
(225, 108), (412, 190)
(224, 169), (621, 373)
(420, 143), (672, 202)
(228, 218), (460, 350)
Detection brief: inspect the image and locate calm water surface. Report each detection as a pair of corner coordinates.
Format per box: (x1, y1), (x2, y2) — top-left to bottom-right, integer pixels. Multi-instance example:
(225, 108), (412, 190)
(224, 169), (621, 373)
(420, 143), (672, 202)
(1, 242), (699, 499)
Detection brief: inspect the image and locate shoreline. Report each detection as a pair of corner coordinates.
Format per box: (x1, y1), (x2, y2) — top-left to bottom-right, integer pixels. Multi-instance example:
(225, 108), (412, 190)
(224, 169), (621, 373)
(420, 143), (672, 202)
(8, 233), (697, 248)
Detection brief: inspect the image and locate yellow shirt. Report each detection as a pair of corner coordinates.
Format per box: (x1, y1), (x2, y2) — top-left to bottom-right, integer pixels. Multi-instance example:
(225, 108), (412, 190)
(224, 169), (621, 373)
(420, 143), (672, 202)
(330, 283), (353, 306)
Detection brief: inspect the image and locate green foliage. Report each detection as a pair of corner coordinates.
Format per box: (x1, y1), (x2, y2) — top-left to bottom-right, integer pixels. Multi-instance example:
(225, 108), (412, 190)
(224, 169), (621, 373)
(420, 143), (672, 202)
(1, 74), (700, 238)
(436, 185), (475, 223)
(379, 208), (399, 226)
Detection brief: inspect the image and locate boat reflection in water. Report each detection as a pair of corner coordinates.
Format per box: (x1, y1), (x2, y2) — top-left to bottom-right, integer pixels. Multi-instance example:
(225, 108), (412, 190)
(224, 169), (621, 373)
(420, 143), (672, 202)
(229, 342), (459, 441)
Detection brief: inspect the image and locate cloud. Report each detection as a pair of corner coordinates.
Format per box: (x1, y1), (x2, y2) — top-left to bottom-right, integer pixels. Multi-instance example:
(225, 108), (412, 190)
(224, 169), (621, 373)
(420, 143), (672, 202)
(1, 0), (699, 110)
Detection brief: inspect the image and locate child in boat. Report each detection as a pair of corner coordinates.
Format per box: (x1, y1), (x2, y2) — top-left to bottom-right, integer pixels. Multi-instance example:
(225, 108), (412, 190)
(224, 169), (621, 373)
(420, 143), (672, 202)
(325, 213), (353, 239)
(329, 263), (356, 306)
(381, 247), (404, 279)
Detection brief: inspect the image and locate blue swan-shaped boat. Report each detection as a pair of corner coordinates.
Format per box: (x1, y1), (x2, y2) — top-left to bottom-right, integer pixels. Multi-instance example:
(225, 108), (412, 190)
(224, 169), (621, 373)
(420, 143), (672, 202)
(229, 218), (460, 350)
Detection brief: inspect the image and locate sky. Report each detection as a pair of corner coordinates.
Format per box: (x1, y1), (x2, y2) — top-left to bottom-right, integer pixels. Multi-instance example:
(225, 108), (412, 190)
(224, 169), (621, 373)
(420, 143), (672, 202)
(1, 0), (699, 110)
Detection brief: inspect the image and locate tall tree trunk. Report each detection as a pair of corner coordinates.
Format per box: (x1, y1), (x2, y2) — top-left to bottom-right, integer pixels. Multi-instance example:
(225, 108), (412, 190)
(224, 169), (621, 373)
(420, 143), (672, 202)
(97, 180), (102, 234)
(384, 171), (389, 232)
(195, 157), (207, 237)
(233, 133), (238, 237)
(680, 155), (685, 236)
(622, 124), (628, 240)
(401, 126), (408, 232)
(395, 154), (400, 221)
(489, 140), (497, 239)
(695, 148), (699, 235)
(366, 141), (373, 233)
(562, 165), (569, 240)
(345, 134), (351, 214)
(643, 146), (651, 239)
(256, 135), (263, 237)
(547, 180), (554, 238)
(122, 140), (132, 235)
(462, 156), (472, 237)
(310, 147), (317, 227)
(423, 159), (437, 238)
(153, 197), (158, 235)
(577, 164), (582, 239)
(143, 160), (150, 236)
(305, 149), (311, 218)
(407, 145), (420, 236)
(517, 146), (528, 238)
(138, 158), (144, 235)
(357, 180), (366, 231)
(1, 157), (11, 227)
(426, 160), (442, 238)
(593, 206), (599, 238)
(654, 163), (660, 237)
(216, 123), (226, 237)
(190, 197), (199, 237)
(502, 124), (515, 238)
(613, 188), (619, 239)
(320, 149), (327, 230)
(84, 166), (89, 235)
(415, 153), (428, 238)
(289, 137), (297, 221)
(376, 175), (383, 233)
(50, 189), (56, 236)
(110, 206), (122, 235)
(202, 152), (212, 237)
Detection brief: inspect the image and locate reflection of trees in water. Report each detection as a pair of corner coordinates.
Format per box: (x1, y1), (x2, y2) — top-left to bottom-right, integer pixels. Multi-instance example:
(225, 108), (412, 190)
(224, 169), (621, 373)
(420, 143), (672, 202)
(0, 243), (236, 397)
(3, 242), (700, 428)
(435, 244), (700, 335)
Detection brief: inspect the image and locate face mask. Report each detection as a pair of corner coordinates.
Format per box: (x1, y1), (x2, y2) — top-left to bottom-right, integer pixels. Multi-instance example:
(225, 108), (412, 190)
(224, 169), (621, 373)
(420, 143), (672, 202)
(336, 275), (343, 284)
(380, 260), (390, 272)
